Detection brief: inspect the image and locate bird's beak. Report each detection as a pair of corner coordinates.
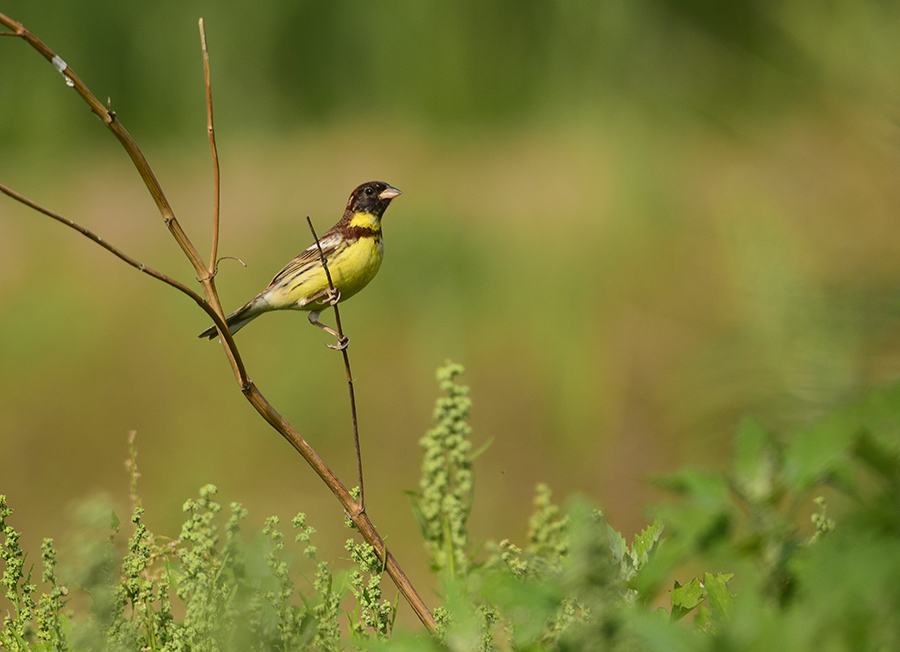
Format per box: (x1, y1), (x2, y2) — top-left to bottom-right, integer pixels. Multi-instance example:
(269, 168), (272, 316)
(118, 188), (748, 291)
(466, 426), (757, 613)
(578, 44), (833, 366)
(379, 186), (402, 200)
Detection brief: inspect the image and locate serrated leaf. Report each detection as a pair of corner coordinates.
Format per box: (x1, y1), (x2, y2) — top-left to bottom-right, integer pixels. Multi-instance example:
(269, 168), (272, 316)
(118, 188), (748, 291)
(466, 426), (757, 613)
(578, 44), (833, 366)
(703, 572), (734, 623)
(607, 523), (628, 564)
(632, 520), (664, 568)
(669, 578), (706, 622)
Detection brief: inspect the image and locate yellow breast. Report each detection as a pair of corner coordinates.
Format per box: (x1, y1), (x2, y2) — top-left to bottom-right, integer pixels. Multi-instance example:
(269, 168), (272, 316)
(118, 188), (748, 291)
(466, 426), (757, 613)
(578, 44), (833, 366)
(326, 235), (384, 302)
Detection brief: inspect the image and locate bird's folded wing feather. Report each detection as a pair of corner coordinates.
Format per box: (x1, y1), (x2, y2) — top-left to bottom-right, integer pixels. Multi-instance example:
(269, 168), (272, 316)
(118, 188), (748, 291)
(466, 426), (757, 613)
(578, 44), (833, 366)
(268, 231), (343, 287)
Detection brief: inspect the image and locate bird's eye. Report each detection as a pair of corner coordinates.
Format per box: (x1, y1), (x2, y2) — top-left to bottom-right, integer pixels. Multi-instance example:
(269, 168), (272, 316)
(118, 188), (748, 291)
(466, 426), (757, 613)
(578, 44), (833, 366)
(364, 187), (375, 196)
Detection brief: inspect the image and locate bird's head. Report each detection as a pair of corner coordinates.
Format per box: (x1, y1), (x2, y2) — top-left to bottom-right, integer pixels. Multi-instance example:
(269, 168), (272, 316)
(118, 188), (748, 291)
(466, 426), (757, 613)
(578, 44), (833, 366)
(348, 181), (402, 218)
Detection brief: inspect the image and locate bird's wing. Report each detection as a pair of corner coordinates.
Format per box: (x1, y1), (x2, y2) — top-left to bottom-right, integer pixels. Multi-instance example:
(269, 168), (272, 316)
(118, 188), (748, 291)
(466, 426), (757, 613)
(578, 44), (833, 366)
(268, 230), (343, 288)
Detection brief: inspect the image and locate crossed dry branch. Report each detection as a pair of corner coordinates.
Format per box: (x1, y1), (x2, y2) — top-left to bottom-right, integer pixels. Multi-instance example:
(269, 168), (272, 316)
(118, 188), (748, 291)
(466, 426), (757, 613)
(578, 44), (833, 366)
(0, 12), (435, 634)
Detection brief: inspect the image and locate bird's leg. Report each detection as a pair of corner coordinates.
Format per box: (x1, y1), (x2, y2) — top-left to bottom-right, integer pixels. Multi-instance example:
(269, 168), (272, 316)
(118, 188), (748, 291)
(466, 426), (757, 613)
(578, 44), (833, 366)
(308, 310), (349, 350)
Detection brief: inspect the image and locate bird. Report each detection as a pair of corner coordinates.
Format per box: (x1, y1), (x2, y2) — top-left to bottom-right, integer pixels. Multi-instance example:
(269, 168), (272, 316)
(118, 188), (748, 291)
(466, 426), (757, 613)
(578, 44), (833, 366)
(198, 181), (401, 348)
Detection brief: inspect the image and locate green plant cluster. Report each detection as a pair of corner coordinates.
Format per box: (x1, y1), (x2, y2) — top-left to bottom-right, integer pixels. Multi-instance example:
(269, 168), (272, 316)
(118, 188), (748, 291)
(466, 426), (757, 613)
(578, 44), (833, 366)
(412, 362), (476, 578)
(3, 362), (900, 651)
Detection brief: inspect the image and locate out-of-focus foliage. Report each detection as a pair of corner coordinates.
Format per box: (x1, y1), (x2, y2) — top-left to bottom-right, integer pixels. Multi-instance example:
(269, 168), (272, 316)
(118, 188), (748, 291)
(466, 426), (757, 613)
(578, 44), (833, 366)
(2, 0), (897, 143)
(4, 364), (900, 650)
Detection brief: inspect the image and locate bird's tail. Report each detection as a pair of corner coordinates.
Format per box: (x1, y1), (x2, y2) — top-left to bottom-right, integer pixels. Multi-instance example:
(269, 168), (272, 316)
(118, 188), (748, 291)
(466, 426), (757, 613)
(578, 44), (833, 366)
(197, 301), (262, 340)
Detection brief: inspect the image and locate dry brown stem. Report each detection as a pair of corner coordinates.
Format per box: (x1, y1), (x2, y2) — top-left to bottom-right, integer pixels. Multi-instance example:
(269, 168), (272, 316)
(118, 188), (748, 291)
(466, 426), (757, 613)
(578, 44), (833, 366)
(307, 217), (366, 511)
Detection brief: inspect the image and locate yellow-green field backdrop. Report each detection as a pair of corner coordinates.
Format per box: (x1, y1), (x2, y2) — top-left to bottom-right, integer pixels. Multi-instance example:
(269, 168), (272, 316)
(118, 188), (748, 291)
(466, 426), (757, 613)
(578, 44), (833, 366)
(2, 0), (899, 623)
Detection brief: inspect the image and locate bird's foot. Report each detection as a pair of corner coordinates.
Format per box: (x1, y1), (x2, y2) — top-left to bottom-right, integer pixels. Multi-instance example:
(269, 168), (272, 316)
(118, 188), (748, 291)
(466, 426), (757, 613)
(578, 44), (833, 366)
(317, 286), (341, 307)
(326, 334), (350, 351)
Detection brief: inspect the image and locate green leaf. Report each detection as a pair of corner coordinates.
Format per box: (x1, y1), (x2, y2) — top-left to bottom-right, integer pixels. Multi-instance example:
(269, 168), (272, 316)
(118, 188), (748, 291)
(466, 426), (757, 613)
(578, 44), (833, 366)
(703, 572), (734, 623)
(785, 412), (857, 491)
(468, 436), (494, 461)
(607, 524), (628, 564)
(853, 431), (900, 483)
(654, 467), (730, 508)
(669, 578), (706, 622)
(632, 520), (664, 568)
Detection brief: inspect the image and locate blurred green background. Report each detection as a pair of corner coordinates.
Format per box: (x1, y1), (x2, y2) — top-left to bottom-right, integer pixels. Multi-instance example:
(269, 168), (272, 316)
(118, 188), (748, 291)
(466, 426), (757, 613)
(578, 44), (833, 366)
(2, 0), (899, 621)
